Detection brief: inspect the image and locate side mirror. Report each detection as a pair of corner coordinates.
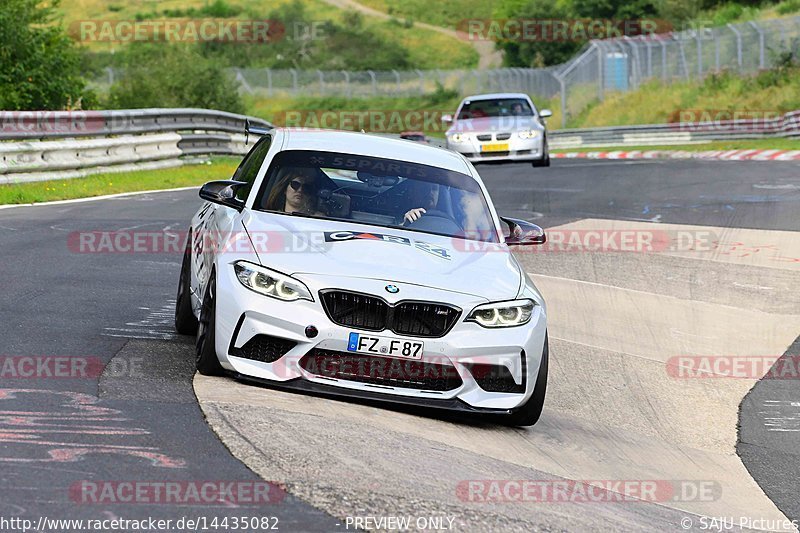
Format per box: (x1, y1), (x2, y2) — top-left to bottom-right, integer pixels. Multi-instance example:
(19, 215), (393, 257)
(539, 109), (553, 119)
(199, 180), (248, 211)
(501, 217), (546, 245)
(441, 114), (453, 124)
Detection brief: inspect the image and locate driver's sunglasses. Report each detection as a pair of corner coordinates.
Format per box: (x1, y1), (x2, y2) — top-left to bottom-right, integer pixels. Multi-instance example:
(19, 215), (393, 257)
(289, 179), (316, 194)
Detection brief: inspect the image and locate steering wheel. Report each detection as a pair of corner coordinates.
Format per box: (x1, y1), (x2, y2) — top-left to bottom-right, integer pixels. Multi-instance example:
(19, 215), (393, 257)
(403, 209), (463, 233)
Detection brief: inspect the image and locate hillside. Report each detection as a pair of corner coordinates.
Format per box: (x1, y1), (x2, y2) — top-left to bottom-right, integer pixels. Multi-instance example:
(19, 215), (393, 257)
(56, 0), (478, 69)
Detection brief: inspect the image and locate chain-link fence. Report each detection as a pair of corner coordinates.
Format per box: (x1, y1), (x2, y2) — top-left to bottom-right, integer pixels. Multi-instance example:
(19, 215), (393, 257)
(87, 16), (800, 128)
(229, 67), (563, 100)
(557, 15), (800, 127)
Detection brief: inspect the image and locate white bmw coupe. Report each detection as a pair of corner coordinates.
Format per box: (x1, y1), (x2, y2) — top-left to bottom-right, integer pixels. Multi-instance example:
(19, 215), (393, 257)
(175, 127), (549, 425)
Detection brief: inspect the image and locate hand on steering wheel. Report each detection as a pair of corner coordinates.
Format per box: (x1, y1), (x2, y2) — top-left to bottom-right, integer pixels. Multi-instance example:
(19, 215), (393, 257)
(403, 208), (426, 224)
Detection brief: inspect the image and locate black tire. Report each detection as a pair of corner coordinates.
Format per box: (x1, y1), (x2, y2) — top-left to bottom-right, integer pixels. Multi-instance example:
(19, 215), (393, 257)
(196, 273), (224, 376)
(531, 141), (550, 167)
(502, 334), (549, 427)
(175, 238), (199, 335)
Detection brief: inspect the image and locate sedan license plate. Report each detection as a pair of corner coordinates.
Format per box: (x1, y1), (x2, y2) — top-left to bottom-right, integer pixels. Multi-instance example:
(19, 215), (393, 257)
(481, 142), (509, 153)
(347, 332), (423, 360)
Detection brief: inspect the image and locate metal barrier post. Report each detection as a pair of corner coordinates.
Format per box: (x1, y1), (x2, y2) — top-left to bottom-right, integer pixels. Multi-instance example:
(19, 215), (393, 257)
(748, 21), (766, 69)
(342, 70), (351, 98)
(727, 24), (743, 68)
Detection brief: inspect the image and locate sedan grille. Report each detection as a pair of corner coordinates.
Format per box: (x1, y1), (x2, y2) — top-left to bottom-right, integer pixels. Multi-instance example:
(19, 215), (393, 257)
(299, 349), (463, 391)
(393, 302), (461, 337)
(476, 134), (493, 141)
(321, 290), (460, 338)
(320, 291), (389, 331)
(496, 133), (512, 140)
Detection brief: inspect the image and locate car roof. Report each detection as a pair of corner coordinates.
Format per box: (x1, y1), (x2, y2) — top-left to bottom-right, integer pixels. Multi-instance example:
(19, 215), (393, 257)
(461, 93), (531, 102)
(278, 129), (470, 174)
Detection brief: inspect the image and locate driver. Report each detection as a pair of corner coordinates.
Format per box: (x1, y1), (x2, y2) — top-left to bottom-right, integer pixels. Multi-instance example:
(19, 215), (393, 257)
(510, 102), (524, 115)
(403, 181), (440, 224)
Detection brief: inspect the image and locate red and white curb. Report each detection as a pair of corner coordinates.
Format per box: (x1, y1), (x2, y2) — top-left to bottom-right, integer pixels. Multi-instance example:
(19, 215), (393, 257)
(552, 149), (800, 161)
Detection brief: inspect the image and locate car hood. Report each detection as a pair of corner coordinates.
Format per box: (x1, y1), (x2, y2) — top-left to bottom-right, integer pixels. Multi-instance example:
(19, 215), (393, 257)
(241, 211), (522, 301)
(447, 116), (542, 134)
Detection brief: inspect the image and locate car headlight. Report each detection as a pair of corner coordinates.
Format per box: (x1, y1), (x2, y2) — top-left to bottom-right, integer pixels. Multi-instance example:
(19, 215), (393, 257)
(466, 299), (535, 328)
(518, 130), (540, 139)
(233, 261), (313, 302)
(449, 133), (466, 143)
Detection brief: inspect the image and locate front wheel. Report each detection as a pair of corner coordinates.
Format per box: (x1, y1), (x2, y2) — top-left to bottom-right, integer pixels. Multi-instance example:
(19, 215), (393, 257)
(502, 334), (548, 427)
(531, 139), (550, 167)
(196, 274), (224, 376)
(175, 237), (199, 335)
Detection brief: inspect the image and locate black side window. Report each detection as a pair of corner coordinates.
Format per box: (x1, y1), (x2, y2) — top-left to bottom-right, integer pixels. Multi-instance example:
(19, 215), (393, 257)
(234, 135), (272, 201)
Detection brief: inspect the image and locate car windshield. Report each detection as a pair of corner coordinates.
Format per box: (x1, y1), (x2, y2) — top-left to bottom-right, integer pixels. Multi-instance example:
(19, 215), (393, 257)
(457, 98), (534, 119)
(253, 150), (499, 243)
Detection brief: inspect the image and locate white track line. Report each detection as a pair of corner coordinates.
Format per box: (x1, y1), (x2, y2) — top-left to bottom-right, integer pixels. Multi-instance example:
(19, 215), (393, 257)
(0, 186), (199, 211)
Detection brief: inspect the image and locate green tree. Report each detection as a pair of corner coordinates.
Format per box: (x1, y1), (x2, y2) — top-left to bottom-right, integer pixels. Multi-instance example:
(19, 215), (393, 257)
(0, 0), (89, 110)
(494, 0), (663, 67)
(107, 43), (244, 113)
(495, 0), (582, 67)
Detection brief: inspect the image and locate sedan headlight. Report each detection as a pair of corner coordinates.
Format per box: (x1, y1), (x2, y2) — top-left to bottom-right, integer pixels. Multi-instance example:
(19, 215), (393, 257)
(467, 299), (535, 328)
(233, 261), (313, 302)
(518, 130), (540, 139)
(449, 133), (466, 143)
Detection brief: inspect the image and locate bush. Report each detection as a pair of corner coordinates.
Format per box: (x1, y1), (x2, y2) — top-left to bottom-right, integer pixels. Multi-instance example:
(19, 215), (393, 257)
(136, 0), (243, 22)
(494, 0), (582, 67)
(106, 43), (244, 113)
(777, 0), (800, 14)
(0, 0), (90, 110)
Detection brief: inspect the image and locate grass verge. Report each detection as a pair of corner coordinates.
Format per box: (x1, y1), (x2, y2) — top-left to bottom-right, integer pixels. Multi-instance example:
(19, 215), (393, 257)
(571, 65), (800, 129)
(551, 139), (800, 154)
(0, 158), (240, 205)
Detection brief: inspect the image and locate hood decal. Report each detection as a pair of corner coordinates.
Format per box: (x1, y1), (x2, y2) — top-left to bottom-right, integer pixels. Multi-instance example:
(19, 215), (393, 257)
(324, 231), (451, 260)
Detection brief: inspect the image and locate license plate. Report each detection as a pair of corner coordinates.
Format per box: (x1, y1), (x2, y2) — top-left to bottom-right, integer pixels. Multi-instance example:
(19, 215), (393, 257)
(481, 143), (509, 152)
(347, 332), (423, 359)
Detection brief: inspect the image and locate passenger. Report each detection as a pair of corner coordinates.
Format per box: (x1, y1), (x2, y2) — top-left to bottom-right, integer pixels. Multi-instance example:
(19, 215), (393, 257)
(264, 168), (322, 215)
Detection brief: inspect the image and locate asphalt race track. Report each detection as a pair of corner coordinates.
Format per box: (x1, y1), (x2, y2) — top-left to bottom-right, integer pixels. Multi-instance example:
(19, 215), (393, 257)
(1, 158), (799, 532)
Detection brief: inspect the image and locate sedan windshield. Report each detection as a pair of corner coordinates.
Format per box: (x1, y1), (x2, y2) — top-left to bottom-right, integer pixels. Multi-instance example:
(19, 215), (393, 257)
(253, 150), (499, 243)
(457, 98), (533, 119)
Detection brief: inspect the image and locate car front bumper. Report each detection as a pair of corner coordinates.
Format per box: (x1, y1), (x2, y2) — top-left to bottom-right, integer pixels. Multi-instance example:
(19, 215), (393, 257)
(447, 135), (546, 163)
(213, 265), (548, 412)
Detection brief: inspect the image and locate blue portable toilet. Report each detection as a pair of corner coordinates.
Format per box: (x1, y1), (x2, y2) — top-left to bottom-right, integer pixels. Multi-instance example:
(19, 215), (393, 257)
(605, 52), (629, 91)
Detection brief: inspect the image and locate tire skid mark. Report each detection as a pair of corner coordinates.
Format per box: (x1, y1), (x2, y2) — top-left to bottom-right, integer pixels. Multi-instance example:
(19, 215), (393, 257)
(0, 389), (185, 468)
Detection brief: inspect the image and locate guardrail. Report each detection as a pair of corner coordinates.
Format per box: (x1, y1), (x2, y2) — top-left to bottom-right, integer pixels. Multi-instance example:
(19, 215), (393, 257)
(1, 108), (798, 183)
(549, 110), (800, 149)
(0, 109), (271, 183)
